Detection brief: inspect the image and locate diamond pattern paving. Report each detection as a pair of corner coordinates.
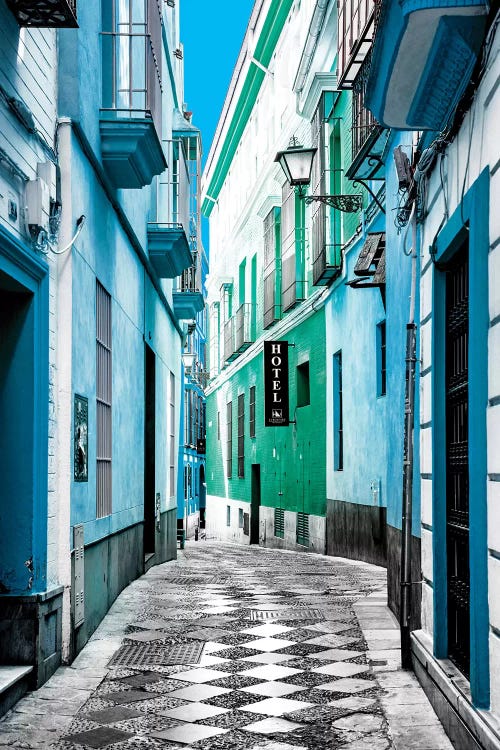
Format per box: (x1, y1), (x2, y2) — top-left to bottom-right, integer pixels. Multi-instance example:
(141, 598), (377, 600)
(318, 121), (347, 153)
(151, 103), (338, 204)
(240, 697), (314, 716)
(37, 542), (452, 750)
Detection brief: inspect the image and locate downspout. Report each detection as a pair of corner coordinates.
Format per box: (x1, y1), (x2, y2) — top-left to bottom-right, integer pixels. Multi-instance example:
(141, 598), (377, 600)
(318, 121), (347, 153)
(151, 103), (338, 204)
(293, 0), (330, 105)
(400, 205), (418, 669)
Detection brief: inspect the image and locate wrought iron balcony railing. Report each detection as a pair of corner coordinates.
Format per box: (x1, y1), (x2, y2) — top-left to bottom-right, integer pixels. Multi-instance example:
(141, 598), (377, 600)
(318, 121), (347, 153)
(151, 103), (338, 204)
(223, 318), (236, 364)
(101, 32), (162, 134)
(7, 0), (78, 27)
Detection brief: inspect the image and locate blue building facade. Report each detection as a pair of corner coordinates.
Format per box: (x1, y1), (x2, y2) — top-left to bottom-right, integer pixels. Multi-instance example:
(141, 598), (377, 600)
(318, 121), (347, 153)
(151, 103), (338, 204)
(359, 0), (499, 744)
(0, 0), (200, 710)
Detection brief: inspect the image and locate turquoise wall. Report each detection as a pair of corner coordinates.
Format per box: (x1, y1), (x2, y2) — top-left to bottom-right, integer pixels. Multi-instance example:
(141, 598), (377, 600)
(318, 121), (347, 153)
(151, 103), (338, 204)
(206, 309), (326, 517)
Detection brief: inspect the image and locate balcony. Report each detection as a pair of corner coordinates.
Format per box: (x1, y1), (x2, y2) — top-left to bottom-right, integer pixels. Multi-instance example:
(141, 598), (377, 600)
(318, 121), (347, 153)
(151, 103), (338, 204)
(7, 0), (78, 26)
(172, 262), (204, 320)
(366, 0), (489, 131)
(337, 0), (375, 88)
(234, 303), (254, 354)
(346, 52), (390, 182)
(223, 318), (237, 364)
(311, 194), (343, 286)
(148, 223), (192, 279)
(100, 32), (166, 188)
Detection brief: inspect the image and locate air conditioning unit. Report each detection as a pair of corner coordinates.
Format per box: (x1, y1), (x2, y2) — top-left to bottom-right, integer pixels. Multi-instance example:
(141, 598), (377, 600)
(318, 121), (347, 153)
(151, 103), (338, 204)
(25, 178), (50, 233)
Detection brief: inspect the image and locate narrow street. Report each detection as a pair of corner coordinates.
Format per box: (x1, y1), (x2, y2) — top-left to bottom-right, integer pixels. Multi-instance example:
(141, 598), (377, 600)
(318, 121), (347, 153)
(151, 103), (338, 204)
(0, 543), (452, 750)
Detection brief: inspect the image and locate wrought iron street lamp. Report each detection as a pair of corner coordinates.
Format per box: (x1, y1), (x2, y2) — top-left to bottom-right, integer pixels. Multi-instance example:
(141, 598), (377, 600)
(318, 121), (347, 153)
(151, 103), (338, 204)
(182, 352), (196, 373)
(275, 138), (363, 214)
(274, 139), (317, 188)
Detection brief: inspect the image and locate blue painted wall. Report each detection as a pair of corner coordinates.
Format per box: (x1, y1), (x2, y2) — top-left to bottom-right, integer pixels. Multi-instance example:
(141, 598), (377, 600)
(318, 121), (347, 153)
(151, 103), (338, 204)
(326, 130), (420, 537)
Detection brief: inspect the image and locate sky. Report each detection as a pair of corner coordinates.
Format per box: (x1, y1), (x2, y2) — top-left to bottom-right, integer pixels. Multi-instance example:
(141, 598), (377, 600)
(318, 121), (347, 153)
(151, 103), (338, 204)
(181, 0), (255, 168)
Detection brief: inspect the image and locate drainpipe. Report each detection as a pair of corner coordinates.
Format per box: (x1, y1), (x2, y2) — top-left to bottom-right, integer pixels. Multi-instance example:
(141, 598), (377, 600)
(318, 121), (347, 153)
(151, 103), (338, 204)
(400, 205), (418, 669)
(293, 0), (330, 101)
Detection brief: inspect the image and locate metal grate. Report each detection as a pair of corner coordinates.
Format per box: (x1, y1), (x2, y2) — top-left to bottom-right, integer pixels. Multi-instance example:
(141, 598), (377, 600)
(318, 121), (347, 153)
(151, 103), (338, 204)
(96, 281), (112, 518)
(274, 508), (284, 538)
(297, 512), (310, 547)
(108, 640), (204, 667)
(249, 386), (256, 438)
(249, 608), (324, 621)
(446, 242), (470, 678)
(237, 394), (245, 478)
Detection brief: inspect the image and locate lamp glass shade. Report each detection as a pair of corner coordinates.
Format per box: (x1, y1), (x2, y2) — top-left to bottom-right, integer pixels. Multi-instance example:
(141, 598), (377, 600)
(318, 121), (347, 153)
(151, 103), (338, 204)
(182, 352), (196, 370)
(275, 146), (317, 187)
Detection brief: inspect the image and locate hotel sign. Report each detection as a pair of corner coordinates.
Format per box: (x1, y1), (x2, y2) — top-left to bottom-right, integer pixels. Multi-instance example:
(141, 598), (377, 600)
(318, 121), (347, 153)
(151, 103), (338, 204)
(264, 340), (289, 427)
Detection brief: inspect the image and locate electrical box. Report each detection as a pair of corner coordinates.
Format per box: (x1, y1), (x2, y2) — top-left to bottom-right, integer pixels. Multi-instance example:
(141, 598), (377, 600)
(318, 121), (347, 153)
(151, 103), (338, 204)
(37, 161), (58, 203)
(73, 524), (85, 627)
(25, 178), (50, 232)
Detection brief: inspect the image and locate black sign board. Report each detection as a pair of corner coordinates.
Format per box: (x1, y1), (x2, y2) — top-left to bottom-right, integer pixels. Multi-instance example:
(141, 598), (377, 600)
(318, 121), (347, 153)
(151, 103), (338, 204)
(264, 340), (289, 426)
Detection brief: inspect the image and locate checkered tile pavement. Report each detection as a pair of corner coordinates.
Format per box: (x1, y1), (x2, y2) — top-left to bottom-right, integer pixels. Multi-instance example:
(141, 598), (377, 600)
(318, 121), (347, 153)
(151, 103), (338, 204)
(57, 544), (389, 749)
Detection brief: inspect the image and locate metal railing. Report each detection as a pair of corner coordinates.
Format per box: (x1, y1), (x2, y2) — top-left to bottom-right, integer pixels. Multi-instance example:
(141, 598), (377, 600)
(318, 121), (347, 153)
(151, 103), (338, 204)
(351, 49), (379, 163)
(234, 303), (254, 353)
(180, 251), (200, 293)
(101, 31), (162, 134)
(223, 318), (235, 363)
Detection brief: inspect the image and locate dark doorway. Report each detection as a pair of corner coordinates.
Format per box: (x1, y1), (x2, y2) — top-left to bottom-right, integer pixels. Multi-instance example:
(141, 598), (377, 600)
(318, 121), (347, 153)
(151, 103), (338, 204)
(0, 280), (36, 592)
(144, 344), (156, 556)
(445, 241), (470, 678)
(199, 464), (206, 528)
(250, 464), (261, 544)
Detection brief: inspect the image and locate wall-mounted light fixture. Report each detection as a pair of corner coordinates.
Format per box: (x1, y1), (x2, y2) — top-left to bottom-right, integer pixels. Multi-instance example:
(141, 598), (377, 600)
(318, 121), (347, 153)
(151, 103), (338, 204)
(275, 137), (363, 214)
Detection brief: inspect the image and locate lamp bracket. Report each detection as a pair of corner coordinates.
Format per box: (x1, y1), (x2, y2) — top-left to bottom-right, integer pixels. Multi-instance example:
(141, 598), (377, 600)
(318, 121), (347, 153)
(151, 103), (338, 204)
(351, 180), (386, 214)
(304, 194), (363, 213)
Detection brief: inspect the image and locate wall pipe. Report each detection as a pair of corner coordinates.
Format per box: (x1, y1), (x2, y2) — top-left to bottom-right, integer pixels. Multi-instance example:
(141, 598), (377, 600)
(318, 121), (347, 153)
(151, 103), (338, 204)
(401, 204), (418, 668)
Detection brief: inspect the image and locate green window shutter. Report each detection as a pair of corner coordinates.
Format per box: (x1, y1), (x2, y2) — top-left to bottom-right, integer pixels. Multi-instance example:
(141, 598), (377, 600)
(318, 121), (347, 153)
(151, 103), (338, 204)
(297, 512), (309, 547)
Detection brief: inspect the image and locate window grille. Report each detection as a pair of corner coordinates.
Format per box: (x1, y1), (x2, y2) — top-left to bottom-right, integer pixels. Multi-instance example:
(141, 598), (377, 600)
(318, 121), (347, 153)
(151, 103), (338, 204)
(263, 208), (281, 328)
(296, 512), (309, 546)
(310, 97), (343, 285)
(352, 50), (379, 164)
(333, 351), (343, 471)
(337, 0), (375, 89)
(96, 281), (112, 518)
(237, 394), (245, 478)
(226, 401), (233, 478)
(274, 507), (284, 538)
(101, 0), (163, 133)
(249, 386), (256, 438)
(169, 371), (175, 496)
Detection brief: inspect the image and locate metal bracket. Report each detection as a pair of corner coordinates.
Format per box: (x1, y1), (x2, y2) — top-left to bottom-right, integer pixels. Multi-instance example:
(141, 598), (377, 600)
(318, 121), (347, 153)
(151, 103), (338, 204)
(352, 179), (386, 213)
(304, 194), (363, 213)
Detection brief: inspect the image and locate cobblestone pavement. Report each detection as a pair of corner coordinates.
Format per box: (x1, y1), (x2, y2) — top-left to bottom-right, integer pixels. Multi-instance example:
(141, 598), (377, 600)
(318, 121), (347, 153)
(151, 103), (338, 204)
(0, 542), (454, 749)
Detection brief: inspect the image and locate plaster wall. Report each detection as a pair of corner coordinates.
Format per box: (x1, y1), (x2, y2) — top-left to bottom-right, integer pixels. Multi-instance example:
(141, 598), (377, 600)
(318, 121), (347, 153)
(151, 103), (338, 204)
(415, 29), (500, 716)
(0, 5), (59, 594)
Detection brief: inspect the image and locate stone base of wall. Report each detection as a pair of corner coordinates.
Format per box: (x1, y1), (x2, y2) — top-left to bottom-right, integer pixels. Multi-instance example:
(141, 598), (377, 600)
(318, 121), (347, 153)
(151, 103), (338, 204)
(326, 498), (387, 567)
(259, 506), (326, 554)
(386, 525), (421, 632)
(205, 496), (251, 544)
(73, 510), (176, 657)
(205, 496), (326, 553)
(0, 586), (64, 689)
(412, 630), (500, 750)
